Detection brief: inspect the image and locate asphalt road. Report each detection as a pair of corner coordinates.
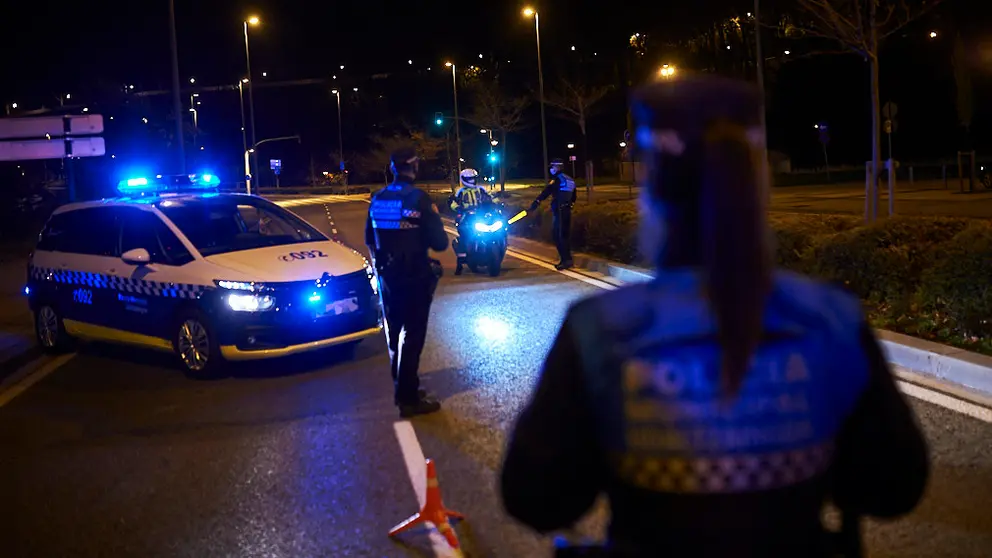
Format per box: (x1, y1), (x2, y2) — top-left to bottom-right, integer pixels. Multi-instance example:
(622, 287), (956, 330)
(0, 196), (990, 557)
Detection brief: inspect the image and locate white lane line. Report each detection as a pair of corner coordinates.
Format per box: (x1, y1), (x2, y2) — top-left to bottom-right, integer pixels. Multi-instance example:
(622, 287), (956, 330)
(441, 225), (617, 291)
(897, 380), (992, 423)
(0, 354), (76, 408)
(393, 421), (463, 557)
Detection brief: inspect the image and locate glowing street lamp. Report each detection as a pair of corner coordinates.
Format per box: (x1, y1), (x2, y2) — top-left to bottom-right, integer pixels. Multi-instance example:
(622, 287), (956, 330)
(523, 6), (550, 182)
(243, 15), (261, 187)
(445, 61), (463, 175)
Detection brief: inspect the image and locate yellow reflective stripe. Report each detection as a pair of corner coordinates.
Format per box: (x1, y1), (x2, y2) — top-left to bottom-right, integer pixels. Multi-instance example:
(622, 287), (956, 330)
(63, 319), (173, 352)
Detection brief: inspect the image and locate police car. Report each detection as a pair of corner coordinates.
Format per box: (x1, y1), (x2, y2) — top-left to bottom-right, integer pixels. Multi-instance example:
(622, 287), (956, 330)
(25, 174), (382, 377)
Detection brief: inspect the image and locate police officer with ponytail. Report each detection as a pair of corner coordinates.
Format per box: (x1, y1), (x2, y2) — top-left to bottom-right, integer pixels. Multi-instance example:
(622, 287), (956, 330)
(500, 75), (928, 557)
(366, 147), (448, 418)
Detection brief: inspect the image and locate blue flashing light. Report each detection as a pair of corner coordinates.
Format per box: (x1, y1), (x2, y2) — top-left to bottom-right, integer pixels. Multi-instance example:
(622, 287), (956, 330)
(23, 285), (30, 296)
(489, 153), (498, 162)
(127, 177), (148, 187)
(308, 292), (322, 303)
(117, 172), (221, 196)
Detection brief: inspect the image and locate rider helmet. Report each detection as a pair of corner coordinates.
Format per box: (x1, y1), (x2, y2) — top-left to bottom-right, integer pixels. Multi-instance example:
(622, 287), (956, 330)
(460, 168), (480, 188)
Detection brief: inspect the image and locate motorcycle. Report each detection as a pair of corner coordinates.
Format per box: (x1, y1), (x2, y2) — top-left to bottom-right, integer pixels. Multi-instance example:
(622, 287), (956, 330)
(452, 200), (508, 277)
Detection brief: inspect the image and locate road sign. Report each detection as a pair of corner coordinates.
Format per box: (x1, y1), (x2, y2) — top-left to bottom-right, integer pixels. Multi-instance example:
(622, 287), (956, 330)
(0, 137), (105, 161)
(270, 159), (281, 170)
(0, 115), (104, 140)
(882, 102), (898, 120)
(884, 119), (898, 134)
(340, 161), (345, 171)
(569, 155), (577, 161)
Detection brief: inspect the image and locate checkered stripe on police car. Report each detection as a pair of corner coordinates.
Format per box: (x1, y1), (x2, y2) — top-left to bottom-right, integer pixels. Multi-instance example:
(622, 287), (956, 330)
(30, 266), (207, 299)
(616, 442), (833, 494)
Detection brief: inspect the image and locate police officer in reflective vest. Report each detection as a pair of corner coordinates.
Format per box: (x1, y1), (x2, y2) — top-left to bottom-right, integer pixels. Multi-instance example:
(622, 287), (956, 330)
(529, 158), (577, 270)
(501, 75), (928, 557)
(365, 147), (449, 418)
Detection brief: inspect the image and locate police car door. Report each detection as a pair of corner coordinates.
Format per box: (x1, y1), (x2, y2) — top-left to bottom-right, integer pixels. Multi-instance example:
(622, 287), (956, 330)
(40, 207), (123, 330)
(112, 207), (197, 341)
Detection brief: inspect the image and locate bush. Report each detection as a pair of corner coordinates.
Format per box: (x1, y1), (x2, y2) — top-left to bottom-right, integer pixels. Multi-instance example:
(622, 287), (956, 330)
(919, 221), (992, 338)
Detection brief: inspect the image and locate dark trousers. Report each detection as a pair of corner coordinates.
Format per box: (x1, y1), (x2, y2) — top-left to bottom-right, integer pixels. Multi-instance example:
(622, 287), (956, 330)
(552, 205), (573, 263)
(379, 273), (437, 405)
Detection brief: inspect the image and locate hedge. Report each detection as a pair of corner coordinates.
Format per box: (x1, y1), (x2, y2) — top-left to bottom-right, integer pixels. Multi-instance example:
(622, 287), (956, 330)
(431, 190), (992, 354)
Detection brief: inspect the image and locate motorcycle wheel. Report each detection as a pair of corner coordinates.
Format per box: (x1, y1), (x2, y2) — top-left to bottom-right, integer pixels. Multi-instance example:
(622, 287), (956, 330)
(488, 245), (503, 277)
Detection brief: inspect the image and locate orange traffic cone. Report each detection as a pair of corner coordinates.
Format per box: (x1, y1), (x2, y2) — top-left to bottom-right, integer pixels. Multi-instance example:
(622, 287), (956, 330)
(389, 458), (464, 549)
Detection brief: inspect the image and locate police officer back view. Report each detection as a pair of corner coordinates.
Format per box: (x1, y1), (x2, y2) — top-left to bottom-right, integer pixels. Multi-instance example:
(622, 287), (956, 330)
(366, 148), (449, 417)
(500, 76), (928, 557)
(529, 158), (576, 270)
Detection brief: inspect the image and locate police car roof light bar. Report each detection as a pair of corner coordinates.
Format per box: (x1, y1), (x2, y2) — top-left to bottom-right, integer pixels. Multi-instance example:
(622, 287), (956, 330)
(116, 173), (221, 196)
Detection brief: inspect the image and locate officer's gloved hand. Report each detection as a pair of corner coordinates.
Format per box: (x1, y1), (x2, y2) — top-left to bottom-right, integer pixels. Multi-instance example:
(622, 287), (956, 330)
(528, 201), (539, 212)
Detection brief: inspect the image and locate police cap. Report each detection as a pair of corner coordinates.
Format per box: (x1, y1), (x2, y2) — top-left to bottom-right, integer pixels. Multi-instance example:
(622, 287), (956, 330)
(390, 147), (420, 168)
(630, 74), (762, 155)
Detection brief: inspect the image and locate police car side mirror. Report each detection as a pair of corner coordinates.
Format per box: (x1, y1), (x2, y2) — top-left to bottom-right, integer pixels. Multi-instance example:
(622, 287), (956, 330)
(121, 248), (151, 265)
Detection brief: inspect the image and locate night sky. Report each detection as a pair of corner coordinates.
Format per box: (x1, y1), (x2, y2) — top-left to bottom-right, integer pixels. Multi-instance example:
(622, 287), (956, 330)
(2, 1), (992, 192)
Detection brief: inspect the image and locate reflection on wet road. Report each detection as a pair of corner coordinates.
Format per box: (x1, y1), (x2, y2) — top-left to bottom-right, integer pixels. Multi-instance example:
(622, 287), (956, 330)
(0, 198), (990, 557)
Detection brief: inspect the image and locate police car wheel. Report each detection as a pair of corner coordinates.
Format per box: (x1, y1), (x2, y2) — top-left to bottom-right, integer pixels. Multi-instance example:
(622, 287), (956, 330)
(173, 314), (222, 377)
(35, 305), (72, 353)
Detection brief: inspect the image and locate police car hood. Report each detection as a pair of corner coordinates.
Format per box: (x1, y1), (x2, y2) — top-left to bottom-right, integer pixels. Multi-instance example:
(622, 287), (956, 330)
(204, 241), (367, 282)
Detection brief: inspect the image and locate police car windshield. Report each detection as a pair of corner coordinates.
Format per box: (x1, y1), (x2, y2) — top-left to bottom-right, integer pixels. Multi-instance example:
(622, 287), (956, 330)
(157, 196), (326, 256)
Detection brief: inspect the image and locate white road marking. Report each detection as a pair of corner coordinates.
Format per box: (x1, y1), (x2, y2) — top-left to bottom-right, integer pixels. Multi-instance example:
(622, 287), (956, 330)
(0, 354), (76, 408)
(897, 380), (992, 423)
(280, 195), (992, 421)
(393, 421), (463, 557)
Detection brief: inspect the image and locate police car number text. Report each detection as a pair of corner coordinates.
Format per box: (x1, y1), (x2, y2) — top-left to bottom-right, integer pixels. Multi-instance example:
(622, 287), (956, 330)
(73, 288), (93, 305)
(279, 250), (329, 262)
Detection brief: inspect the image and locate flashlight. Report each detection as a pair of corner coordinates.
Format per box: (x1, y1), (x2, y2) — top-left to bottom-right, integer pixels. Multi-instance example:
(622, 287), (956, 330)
(507, 210), (528, 225)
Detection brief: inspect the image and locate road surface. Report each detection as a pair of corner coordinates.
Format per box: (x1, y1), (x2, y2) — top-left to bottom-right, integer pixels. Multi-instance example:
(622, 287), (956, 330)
(0, 195), (990, 557)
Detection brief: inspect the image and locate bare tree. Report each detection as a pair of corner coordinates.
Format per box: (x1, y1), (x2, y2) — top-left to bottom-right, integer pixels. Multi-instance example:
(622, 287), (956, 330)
(794, 0), (942, 221)
(545, 78), (612, 156)
(465, 79), (531, 192)
(359, 124), (445, 185)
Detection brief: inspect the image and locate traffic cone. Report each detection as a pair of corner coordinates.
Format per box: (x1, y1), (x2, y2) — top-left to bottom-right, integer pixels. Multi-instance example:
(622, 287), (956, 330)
(389, 458), (464, 549)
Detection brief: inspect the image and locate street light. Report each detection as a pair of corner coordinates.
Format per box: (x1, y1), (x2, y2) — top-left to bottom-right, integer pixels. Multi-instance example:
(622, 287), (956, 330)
(331, 89), (346, 188)
(929, 30), (938, 39)
(445, 61), (463, 176)
(523, 7), (550, 182)
(619, 141), (627, 148)
(244, 15), (261, 186)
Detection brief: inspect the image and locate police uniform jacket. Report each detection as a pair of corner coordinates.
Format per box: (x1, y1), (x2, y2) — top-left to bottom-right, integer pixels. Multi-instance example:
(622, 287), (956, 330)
(365, 180), (448, 281)
(500, 270), (928, 557)
(535, 173), (577, 211)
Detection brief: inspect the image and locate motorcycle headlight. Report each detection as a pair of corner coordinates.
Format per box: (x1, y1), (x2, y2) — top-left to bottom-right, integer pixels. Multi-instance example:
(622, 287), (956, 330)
(474, 220), (504, 233)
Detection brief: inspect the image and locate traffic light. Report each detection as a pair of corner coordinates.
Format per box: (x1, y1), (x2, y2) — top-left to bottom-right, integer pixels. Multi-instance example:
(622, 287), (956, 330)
(434, 112), (444, 126)
(489, 153), (498, 163)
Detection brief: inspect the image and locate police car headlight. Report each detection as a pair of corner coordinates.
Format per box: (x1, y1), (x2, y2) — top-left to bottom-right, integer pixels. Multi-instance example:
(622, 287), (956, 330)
(364, 263), (379, 295)
(227, 293), (275, 312)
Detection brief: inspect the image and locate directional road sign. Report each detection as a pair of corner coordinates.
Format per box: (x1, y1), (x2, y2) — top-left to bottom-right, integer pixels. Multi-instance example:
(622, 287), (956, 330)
(0, 137), (105, 161)
(0, 115), (104, 140)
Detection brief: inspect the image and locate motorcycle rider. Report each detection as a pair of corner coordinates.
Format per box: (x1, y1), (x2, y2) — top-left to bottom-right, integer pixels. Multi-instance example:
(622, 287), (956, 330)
(529, 158), (576, 270)
(365, 147), (448, 418)
(449, 168), (493, 274)
(501, 75), (928, 556)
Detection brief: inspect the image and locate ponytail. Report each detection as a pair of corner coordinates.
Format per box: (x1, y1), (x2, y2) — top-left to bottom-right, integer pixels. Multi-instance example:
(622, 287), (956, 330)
(701, 120), (772, 394)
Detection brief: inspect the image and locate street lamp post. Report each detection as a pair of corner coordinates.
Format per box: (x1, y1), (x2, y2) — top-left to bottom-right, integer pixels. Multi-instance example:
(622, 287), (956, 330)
(331, 89), (347, 191)
(244, 16), (260, 185)
(168, 0), (186, 174)
(445, 62), (463, 177)
(524, 7), (550, 183)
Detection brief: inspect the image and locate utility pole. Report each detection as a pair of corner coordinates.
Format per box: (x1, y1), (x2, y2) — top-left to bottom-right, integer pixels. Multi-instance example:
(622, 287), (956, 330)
(168, 0), (186, 174)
